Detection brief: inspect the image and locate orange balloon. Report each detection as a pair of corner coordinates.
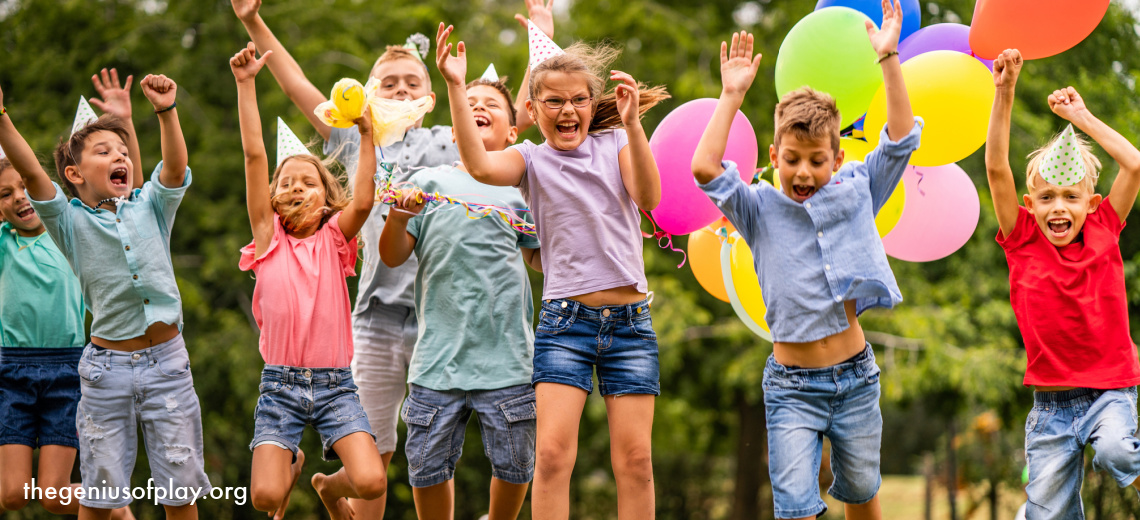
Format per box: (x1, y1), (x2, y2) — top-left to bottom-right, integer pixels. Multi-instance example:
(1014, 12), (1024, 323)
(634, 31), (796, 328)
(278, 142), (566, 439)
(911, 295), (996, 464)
(688, 225), (730, 302)
(969, 0), (1109, 60)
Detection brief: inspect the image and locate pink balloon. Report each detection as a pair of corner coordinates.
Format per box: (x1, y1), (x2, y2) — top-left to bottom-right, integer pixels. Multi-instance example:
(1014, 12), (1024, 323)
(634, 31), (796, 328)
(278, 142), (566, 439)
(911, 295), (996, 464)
(882, 163), (980, 262)
(650, 98), (758, 235)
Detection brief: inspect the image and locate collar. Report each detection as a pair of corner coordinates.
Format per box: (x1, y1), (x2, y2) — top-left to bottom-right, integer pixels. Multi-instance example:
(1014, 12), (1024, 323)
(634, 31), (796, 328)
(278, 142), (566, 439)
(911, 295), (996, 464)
(70, 188), (141, 213)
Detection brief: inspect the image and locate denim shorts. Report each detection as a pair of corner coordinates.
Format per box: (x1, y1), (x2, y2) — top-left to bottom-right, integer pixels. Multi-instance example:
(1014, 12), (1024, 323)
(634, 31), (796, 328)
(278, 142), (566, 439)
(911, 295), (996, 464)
(401, 383), (536, 488)
(0, 347), (83, 449)
(75, 336), (212, 508)
(250, 365), (375, 462)
(763, 343), (883, 519)
(1025, 387), (1140, 519)
(532, 298), (659, 396)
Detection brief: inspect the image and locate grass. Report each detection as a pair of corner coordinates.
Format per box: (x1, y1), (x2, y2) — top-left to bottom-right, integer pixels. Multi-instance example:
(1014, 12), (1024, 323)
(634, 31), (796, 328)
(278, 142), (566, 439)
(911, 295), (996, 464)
(819, 475), (1025, 520)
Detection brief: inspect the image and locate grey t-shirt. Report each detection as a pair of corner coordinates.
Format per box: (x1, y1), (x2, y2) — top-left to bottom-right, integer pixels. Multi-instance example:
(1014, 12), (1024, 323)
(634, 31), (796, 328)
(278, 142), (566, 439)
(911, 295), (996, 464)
(324, 125), (459, 314)
(405, 166), (540, 391)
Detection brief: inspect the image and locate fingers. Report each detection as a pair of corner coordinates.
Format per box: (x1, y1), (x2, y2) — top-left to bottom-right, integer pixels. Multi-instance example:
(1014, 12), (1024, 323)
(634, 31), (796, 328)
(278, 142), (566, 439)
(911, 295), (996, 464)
(88, 97), (107, 112)
(865, 19), (877, 38)
(457, 41), (465, 59)
(515, 13), (527, 28)
(110, 68), (121, 88)
(719, 41), (728, 65)
(751, 53), (763, 72)
(730, 32), (740, 59)
(609, 70), (635, 88)
(745, 32), (754, 59)
(254, 49), (273, 68)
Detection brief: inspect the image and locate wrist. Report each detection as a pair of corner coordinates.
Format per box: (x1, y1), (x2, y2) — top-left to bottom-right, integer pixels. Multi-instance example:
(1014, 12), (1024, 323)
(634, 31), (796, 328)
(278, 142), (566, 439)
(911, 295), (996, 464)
(877, 50), (899, 64)
(0, 106), (6, 117)
(154, 101), (177, 114)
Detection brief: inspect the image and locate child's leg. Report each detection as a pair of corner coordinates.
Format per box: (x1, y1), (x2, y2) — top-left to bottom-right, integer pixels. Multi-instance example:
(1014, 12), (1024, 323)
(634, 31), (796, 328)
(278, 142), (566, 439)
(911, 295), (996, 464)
(604, 394), (656, 520)
(36, 445), (79, 514)
(403, 384), (474, 520)
(470, 384), (536, 520)
(251, 445), (304, 515)
(763, 358), (829, 520)
(488, 478), (530, 520)
(1082, 388), (1140, 491)
(824, 346), (883, 520)
(1024, 391), (1086, 518)
(0, 444), (33, 510)
(76, 347), (141, 514)
(312, 432), (387, 520)
(412, 480), (455, 520)
(532, 383), (588, 520)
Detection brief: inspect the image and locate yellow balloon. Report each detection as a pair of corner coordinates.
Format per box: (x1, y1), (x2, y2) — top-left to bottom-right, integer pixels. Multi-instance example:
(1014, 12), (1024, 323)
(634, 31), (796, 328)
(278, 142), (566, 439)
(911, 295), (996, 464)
(688, 226), (730, 302)
(865, 51), (995, 167)
(729, 238), (770, 332)
(331, 78), (366, 121)
(839, 137), (875, 165)
(875, 184), (905, 237)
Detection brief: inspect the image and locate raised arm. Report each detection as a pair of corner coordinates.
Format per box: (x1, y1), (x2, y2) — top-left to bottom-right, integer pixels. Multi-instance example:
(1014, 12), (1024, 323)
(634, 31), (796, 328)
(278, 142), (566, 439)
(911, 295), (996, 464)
(378, 188), (425, 268)
(233, 0), (332, 140)
(337, 106), (378, 238)
(140, 75), (186, 189)
(985, 49), (1023, 236)
(437, 23), (528, 186)
(231, 43), (276, 256)
(0, 85), (55, 201)
(867, 0), (913, 141)
(512, 0), (556, 134)
(692, 31), (763, 184)
(89, 68), (144, 189)
(613, 70), (661, 210)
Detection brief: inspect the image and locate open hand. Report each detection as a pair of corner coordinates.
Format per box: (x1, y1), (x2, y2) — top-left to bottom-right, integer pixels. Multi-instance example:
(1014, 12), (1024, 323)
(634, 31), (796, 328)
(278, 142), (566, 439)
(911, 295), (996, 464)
(515, 0), (554, 38)
(866, 0), (903, 57)
(435, 23), (467, 87)
(230, 42), (272, 83)
(992, 49), (1023, 91)
(611, 70), (641, 128)
(1048, 86), (1088, 122)
(140, 74), (177, 111)
(231, 0), (261, 23)
(720, 31), (763, 97)
(89, 68), (134, 121)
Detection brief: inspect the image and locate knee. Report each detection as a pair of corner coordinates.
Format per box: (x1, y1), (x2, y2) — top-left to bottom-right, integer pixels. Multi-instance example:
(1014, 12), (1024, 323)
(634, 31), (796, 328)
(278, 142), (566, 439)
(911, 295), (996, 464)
(41, 496), (71, 515)
(250, 485), (286, 513)
(352, 472), (387, 500)
(1096, 435), (1140, 472)
(535, 442), (577, 478)
(612, 445), (654, 483)
(0, 492), (29, 511)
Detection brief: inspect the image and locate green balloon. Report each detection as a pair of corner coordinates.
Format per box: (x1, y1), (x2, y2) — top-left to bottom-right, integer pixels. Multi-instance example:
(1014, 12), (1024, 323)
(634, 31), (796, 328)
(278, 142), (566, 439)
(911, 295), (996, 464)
(775, 7), (883, 128)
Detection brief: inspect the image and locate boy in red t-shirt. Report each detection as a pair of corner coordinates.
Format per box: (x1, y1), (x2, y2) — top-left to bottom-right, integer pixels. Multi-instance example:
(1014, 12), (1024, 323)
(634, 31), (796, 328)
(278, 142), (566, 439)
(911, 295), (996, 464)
(987, 48), (1140, 517)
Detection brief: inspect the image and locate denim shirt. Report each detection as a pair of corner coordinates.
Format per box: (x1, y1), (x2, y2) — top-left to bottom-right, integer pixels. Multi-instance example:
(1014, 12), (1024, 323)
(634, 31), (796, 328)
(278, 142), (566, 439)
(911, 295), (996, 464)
(698, 119), (922, 342)
(28, 163), (190, 341)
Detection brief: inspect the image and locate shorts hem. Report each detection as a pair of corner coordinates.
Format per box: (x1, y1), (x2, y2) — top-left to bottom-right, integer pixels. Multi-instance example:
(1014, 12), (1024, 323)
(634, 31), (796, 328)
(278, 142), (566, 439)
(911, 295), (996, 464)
(532, 374), (592, 394)
(774, 503), (826, 519)
(409, 470), (455, 488)
(37, 436), (79, 449)
(249, 434), (299, 455)
(599, 383), (660, 396)
(490, 469), (534, 485)
(1116, 469), (1140, 489)
(829, 484), (881, 505)
(322, 427), (375, 462)
(0, 435), (38, 447)
(80, 498), (133, 509)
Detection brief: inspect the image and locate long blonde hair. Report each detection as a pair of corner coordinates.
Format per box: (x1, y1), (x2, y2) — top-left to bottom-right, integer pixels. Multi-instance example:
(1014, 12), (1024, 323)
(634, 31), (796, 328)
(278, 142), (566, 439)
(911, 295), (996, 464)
(269, 155), (350, 233)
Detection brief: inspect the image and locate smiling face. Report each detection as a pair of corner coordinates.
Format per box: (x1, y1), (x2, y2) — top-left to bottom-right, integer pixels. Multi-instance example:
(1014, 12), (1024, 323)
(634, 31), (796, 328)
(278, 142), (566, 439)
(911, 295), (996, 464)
(770, 134), (844, 204)
(1024, 181), (1101, 247)
(0, 166), (44, 237)
(526, 70), (594, 151)
(466, 84), (518, 152)
(64, 130), (133, 206)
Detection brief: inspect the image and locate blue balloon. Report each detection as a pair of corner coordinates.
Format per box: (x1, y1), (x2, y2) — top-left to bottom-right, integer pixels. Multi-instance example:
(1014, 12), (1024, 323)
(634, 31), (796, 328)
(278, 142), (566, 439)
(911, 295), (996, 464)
(815, 0), (921, 41)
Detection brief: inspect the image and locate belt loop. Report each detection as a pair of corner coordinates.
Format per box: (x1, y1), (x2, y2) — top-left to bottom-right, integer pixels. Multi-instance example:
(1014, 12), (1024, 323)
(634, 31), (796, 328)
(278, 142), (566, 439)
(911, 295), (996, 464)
(329, 371), (338, 389)
(284, 368), (293, 385)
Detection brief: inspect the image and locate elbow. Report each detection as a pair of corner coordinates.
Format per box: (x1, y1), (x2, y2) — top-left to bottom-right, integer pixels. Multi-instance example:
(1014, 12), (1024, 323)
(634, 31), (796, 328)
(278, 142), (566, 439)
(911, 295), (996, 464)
(379, 251), (405, 269)
(639, 191), (661, 211)
(691, 161), (720, 186)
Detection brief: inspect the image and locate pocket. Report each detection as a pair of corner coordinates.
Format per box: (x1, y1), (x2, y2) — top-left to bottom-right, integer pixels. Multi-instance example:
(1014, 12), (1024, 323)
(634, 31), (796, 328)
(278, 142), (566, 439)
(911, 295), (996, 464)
(863, 362), (881, 385)
(761, 367), (802, 391)
(132, 213), (161, 240)
(536, 308), (574, 336)
(77, 356), (104, 384)
(154, 348), (191, 379)
(499, 391), (537, 469)
(1025, 408), (1041, 436)
(258, 381), (283, 395)
(331, 392), (366, 423)
(401, 396), (441, 471)
(630, 313), (657, 341)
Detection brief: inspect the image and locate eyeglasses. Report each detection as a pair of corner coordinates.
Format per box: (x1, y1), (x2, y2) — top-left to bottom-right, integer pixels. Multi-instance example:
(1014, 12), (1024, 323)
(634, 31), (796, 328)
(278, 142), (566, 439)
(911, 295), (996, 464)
(538, 96), (593, 110)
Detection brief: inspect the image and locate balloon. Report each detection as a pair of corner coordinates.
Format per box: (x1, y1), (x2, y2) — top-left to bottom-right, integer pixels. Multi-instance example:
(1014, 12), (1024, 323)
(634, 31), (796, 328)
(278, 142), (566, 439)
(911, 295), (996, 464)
(815, 0), (921, 42)
(775, 7), (882, 128)
(730, 236), (769, 333)
(898, 23), (994, 70)
(719, 234), (772, 341)
(650, 99), (758, 235)
(882, 164), (980, 262)
(969, 0), (1109, 60)
(865, 51), (995, 167)
(838, 137), (906, 237)
(839, 136), (875, 164)
(688, 224), (730, 302)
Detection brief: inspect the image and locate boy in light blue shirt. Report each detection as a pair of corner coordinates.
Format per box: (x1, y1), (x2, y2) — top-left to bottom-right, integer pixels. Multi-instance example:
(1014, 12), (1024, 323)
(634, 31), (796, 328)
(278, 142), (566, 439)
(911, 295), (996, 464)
(691, 6), (920, 519)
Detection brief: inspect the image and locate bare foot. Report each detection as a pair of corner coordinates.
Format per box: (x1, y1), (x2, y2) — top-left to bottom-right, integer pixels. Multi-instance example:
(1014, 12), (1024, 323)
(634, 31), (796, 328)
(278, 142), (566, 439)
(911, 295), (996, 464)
(111, 506), (136, 520)
(270, 448), (305, 520)
(312, 472), (355, 520)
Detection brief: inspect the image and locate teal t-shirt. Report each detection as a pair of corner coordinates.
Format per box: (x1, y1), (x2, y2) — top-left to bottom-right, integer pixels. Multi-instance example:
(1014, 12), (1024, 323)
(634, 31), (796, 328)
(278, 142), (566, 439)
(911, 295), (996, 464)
(0, 222), (86, 348)
(405, 165), (540, 391)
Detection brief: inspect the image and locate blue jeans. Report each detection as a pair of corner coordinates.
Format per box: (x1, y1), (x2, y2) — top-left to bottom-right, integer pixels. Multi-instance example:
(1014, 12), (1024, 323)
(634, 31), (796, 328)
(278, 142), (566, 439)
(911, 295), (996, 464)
(402, 383), (536, 487)
(0, 347), (83, 449)
(250, 365), (375, 462)
(763, 343), (883, 519)
(1025, 387), (1140, 519)
(75, 336), (211, 508)
(532, 298), (659, 396)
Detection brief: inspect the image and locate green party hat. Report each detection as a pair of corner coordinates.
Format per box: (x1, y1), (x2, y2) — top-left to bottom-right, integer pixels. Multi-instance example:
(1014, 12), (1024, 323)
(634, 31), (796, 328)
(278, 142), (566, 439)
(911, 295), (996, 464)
(480, 64), (499, 83)
(71, 96), (99, 136)
(1039, 124), (1087, 187)
(276, 117), (312, 167)
(403, 33), (431, 65)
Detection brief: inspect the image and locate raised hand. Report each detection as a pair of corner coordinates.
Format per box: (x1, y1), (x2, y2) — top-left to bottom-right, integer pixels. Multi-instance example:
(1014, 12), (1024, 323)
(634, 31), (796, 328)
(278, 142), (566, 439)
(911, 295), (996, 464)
(515, 0), (554, 38)
(231, 0), (261, 23)
(355, 105), (373, 137)
(611, 70), (641, 128)
(866, 0), (903, 56)
(140, 74), (177, 111)
(230, 42), (273, 83)
(1049, 86), (1089, 123)
(992, 49), (1023, 92)
(89, 68), (134, 121)
(393, 187), (426, 217)
(720, 31), (763, 97)
(435, 23), (467, 87)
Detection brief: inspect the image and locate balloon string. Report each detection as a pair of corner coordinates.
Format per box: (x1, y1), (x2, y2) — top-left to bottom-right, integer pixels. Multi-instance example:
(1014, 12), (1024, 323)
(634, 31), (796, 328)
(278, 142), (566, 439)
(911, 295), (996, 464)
(915, 168), (926, 197)
(639, 209), (687, 268)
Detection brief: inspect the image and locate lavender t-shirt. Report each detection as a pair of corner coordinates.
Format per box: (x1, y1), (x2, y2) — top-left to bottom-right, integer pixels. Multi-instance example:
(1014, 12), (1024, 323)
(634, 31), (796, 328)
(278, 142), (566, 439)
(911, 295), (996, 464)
(510, 129), (648, 300)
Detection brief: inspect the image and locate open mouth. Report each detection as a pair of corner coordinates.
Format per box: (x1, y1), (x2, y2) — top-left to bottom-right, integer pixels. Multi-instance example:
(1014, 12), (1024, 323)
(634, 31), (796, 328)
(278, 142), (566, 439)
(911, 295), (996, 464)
(110, 166), (129, 187)
(555, 121), (579, 139)
(791, 183), (816, 201)
(474, 114), (491, 128)
(1047, 218), (1072, 236)
(16, 206), (35, 220)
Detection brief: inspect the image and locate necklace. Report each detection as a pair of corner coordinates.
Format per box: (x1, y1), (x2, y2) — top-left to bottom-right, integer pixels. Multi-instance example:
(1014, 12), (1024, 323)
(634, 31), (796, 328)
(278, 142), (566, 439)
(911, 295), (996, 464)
(14, 232), (45, 252)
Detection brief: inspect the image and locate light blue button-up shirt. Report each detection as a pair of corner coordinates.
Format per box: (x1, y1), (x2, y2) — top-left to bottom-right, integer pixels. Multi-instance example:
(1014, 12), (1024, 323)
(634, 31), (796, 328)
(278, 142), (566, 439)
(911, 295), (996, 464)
(29, 163), (190, 341)
(698, 119), (922, 343)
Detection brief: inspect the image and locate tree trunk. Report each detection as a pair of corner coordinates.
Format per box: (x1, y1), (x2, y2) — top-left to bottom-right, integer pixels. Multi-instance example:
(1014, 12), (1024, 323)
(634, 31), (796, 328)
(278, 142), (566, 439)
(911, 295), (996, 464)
(989, 478), (998, 520)
(732, 391), (769, 520)
(947, 420), (958, 520)
(924, 452), (934, 520)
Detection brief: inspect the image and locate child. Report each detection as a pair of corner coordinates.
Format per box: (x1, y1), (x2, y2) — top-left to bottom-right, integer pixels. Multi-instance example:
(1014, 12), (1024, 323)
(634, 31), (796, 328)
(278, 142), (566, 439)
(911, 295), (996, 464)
(377, 73), (541, 520)
(0, 72), (134, 520)
(985, 48), (1140, 518)
(230, 2), (552, 514)
(0, 71), (212, 519)
(230, 43), (386, 520)
(436, 21), (670, 518)
(690, 2), (920, 518)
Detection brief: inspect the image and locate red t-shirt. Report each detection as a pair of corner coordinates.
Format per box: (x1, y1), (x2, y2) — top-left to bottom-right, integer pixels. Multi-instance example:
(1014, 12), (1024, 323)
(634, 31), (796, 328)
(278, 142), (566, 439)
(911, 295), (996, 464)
(997, 199), (1140, 388)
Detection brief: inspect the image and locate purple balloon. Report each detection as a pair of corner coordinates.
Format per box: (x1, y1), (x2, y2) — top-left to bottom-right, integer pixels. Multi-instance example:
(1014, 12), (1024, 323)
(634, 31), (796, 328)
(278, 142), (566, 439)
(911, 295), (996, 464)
(899, 23), (994, 71)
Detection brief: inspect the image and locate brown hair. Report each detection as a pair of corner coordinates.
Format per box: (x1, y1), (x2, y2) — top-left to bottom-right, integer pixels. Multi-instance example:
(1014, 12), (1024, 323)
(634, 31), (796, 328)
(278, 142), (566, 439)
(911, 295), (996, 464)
(466, 77), (517, 127)
(269, 154), (351, 233)
(0, 157), (12, 177)
(53, 114), (131, 198)
(370, 46), (430, 86)
(528, 42), (670, 133)
(1025, 129), (1101, 193)
(773, 87), (842, 154)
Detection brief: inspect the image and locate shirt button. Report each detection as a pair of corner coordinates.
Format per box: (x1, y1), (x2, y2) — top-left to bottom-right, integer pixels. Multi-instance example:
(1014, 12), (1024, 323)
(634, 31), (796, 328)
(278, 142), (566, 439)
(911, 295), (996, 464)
(825, 264), (831, 271)
(817, 232), (823, 238)
(132, 353), (141, 360)
(143, 299), (150, 304)
(133, 274), (138, 280)
(602, 309), (611, 317)
(805, 203), (812, 209)
(835, 295), (843, 302)
(125, 245), (130, 251)
(116, 218), (121, 223)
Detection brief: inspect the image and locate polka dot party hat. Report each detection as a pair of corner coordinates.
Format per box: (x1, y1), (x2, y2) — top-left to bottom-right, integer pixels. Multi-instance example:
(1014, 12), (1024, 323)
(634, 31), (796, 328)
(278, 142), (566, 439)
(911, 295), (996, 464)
(1039, 124), (1087, 187)
(481, 63), (500, 83)
(528, 19), (563, 71)
(71, 96), (99, 136)
(276, 117), (312, 167)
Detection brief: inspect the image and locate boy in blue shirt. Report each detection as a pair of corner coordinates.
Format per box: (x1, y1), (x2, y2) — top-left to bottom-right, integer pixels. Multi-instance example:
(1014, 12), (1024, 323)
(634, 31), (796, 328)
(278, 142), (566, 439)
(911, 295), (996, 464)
(691, 3), (920, 518)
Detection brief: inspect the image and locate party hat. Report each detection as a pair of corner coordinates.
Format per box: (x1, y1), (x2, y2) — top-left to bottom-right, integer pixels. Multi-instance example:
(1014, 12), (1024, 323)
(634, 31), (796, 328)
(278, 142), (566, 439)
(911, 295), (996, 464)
(1039, 124), (1087, 187)
(0, 144), (6, 160)
(71, 96), (99, 136)
(403, 33), (431, 64)
(481, 64), (500, 83)
(528, 20), (563, 70)
(276, 117), (312, 167)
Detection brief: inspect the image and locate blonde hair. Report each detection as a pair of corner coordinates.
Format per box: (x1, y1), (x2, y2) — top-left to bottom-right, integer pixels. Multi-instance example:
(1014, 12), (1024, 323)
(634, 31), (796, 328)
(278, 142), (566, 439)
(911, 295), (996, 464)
(370, 46), (430, 86)
(773, 87), (841, 153)
(269, 155), (350, 233)
(1025, 130), (1101, 193)
(528, 41), (670, 133)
